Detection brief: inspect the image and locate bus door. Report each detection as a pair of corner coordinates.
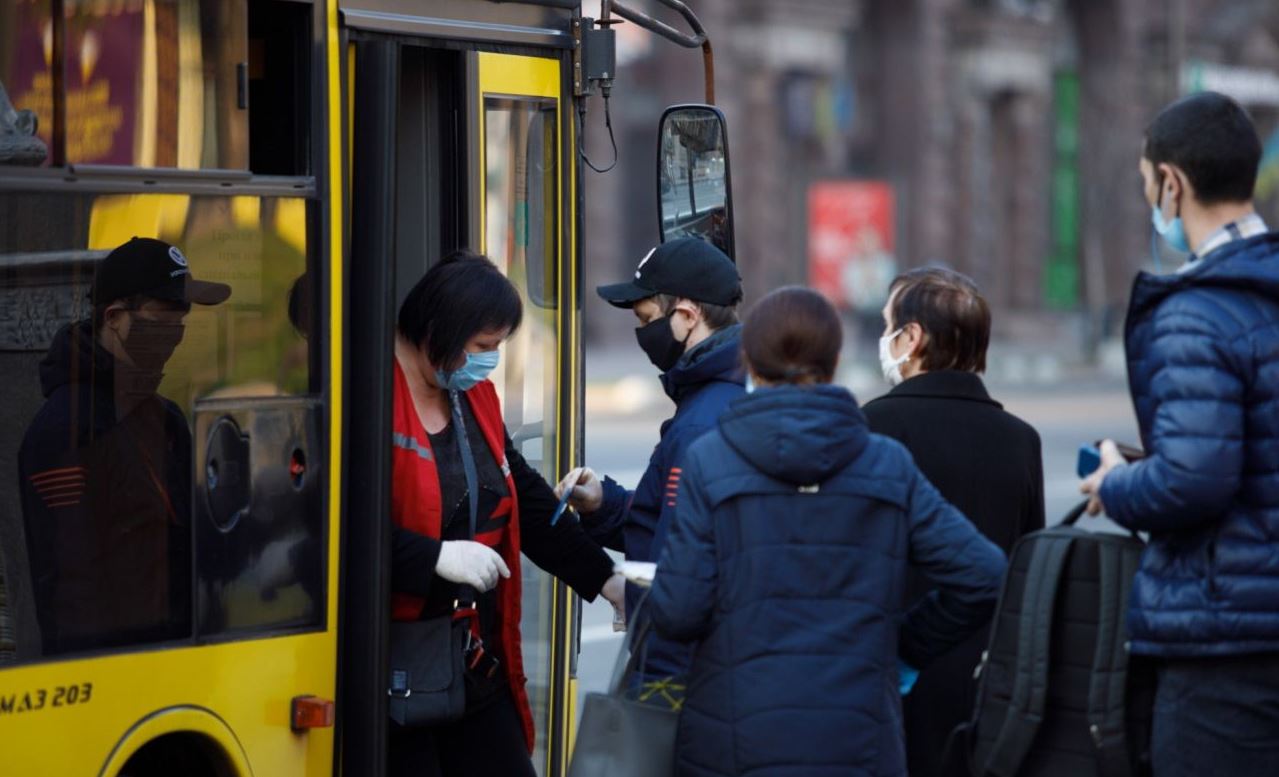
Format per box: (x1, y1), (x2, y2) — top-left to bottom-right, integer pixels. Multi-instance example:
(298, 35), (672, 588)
(477, 50), (577, 777)
(344, 37), (576, 777)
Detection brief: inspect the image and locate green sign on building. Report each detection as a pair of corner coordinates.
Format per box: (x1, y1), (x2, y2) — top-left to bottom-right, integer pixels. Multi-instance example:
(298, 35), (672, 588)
(1046, 71), (1080, 309)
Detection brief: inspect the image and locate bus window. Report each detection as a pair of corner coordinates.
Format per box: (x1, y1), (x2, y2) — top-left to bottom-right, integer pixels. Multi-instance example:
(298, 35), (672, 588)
(1, 0), (313, 174)
(0, 191), (320, 663)
(69, 1), (249, 168)
(249, 0), (313, 176)
(484, 95), (560, 771)
(0, 2), (51, 167)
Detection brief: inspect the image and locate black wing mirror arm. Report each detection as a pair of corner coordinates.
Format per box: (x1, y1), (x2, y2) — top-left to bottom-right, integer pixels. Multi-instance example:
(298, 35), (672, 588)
(602, 0), (715, 104)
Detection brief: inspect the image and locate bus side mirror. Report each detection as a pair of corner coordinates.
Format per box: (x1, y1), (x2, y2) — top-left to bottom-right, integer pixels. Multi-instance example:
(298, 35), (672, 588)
(657, 104), (735, 261)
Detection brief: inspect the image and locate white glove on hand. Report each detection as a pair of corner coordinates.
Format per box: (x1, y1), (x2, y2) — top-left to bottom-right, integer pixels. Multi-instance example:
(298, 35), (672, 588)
(435, 540), (511, 592)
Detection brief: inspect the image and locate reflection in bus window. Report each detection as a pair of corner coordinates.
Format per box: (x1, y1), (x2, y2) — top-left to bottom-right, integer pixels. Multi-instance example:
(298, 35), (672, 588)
(0, 0), (248, 169)
(0, 79), (48, 167)
(0, 192), (314, 662)
(18, 238), (230, 655)
(0, 3), (52, 167)
(485, 96), (559, 772)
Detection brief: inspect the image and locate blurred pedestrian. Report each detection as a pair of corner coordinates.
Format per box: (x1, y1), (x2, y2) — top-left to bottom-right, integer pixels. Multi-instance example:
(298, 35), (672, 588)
(555, 237), (744, 708)
(1079, 91), (1279, 777)
(648, 286), (1007, 777)
(863, 267), (1044, 777)
(389, 252), (625, 776)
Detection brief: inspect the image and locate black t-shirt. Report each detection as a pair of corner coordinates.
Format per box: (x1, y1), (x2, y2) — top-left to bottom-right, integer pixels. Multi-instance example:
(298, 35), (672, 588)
(425, 401), (511, 710)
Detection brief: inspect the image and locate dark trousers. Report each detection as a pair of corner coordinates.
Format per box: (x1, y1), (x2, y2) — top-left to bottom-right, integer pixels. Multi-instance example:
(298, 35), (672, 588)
(1151, 653), (1279, 777)
(388, 690), (537, 777)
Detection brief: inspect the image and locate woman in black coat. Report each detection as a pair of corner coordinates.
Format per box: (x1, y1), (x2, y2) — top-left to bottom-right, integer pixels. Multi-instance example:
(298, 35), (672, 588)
(864, 268), (1045, 777)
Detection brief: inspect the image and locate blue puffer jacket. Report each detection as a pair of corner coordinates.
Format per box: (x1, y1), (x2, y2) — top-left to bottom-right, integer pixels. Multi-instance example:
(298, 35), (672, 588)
(1100, 232), (1279, 658)
(648, 385), (1006, 777)
(585, 324), (745, 682)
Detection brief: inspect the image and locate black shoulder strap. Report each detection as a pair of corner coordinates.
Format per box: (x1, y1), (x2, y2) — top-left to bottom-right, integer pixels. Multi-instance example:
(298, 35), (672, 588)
(984, 534), (1074, 777)
(449, 390), (481, 605)
(1087, 541), (1142, 777)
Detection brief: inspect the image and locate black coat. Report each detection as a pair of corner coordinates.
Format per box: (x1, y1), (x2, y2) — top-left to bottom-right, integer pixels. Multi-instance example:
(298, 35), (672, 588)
(862, 370), (1044, 777)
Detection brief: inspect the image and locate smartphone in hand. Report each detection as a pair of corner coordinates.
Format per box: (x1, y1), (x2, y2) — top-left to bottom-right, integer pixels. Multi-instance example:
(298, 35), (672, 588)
(1077, 444), (1102, 478)
(1078, 441), (1146, 478)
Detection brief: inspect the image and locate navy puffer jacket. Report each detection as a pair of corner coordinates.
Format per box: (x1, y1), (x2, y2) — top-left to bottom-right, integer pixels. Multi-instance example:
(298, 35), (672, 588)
(648, 385), (1006, 777)
(1100, 232), (1279, 657)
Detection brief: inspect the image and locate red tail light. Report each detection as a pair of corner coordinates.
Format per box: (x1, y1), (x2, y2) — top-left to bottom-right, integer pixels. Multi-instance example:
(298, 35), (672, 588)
(291, 695), (335, 731)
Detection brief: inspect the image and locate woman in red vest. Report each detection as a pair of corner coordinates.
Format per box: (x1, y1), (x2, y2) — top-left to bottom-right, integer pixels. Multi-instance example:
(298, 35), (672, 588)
(389, 251), (625, 777)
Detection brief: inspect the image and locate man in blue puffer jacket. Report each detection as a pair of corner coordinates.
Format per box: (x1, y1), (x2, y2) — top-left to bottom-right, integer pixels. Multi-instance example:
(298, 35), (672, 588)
(556, 238), (745, 707)
(1081, 91), (1279, 777)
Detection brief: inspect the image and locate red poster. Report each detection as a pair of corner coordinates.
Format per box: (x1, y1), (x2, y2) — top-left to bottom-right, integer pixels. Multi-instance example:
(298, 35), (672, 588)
(807, 181), (897, 312)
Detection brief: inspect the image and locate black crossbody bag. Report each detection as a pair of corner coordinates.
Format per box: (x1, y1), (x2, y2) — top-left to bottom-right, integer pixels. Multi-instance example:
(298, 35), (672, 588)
(387, 390), (485, 727)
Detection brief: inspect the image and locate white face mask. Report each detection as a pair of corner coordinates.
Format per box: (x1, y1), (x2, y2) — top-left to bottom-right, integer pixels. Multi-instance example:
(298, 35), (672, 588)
(744, 373), (756, 394)
(879, 328), (908, 386)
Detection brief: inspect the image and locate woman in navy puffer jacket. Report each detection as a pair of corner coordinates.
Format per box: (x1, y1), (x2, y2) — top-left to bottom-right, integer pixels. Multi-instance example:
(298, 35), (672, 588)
(648, 287), (1007, 777)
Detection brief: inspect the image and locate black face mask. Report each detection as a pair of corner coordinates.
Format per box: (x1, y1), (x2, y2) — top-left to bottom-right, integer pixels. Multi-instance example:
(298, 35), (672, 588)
(122, 316), (185, 373)
(635, 314), (690, 373)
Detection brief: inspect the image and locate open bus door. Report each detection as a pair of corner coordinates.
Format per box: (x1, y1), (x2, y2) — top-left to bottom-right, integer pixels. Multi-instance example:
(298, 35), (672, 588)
(344, 31), (578, 775)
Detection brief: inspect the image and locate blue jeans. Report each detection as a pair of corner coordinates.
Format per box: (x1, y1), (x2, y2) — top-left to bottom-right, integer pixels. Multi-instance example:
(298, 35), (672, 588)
(1152, 653), (1279, 777)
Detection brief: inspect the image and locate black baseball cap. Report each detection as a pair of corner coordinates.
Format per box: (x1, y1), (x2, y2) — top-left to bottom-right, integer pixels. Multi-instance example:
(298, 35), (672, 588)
(90, 237), (231, 308)
(597, 237), (742, 309)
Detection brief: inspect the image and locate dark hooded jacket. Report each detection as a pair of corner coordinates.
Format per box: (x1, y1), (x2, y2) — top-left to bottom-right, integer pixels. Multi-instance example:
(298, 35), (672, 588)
(17, 321), (192, 655)
(648, 385), (1006, 777)
(1100, 232), (1279, 657)
(585, 324), (744, 682)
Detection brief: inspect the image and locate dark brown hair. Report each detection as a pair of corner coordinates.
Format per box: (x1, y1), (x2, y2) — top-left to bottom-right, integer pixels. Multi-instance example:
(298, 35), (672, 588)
(654, 293), (739, 330)
(742, 286), (842, 384)
(887, 267), (990, 373)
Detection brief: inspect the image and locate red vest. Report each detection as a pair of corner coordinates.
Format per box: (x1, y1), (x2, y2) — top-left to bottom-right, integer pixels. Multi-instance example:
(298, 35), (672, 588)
(391, 361), (534, 751)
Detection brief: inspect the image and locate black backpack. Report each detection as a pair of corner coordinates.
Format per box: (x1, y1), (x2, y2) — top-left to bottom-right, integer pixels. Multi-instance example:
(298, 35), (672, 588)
(964, 501), (1155, 777)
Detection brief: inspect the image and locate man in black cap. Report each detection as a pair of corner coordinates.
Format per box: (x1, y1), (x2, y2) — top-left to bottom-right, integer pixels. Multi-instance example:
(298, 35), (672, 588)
(555, 236), (743, 707)
(18, 237), (230, 655)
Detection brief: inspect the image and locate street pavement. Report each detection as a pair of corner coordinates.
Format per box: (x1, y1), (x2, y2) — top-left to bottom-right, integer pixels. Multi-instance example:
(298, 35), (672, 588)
(570, 350), (1140, 718)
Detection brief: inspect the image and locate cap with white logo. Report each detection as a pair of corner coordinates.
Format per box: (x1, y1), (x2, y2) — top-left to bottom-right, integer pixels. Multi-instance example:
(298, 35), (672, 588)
(596, 237), (742, 309)
(90, 237), (231, 307)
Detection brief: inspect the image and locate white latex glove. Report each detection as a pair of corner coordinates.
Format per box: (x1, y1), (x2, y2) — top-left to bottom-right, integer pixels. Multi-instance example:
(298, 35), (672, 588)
(554, 466), (604, 514)
(435, 540), (511, 592)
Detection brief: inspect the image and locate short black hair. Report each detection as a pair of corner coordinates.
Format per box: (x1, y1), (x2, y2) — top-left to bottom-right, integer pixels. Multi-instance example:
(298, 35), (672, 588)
(888, 267), (990, 374)
(397, 250), (523, 369)
(1144, 91), (1262, 205)
(288, 273), (311, 338)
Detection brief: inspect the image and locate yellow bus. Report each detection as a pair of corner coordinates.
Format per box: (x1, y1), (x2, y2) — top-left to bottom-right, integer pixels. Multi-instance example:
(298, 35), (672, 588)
(0, 1), (731, 775)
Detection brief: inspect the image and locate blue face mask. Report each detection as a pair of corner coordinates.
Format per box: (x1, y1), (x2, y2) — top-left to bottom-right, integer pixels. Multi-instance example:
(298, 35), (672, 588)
(436, 350), (500, 393)
(1151, 202), (1190, 254)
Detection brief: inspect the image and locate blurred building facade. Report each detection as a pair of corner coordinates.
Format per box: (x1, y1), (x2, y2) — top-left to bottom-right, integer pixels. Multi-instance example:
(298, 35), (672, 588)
(582, 0), (1279, 352)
